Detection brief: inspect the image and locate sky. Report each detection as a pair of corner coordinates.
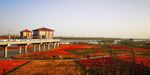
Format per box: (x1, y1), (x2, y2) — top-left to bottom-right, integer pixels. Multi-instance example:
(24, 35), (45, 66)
(0, 0), (150, 39)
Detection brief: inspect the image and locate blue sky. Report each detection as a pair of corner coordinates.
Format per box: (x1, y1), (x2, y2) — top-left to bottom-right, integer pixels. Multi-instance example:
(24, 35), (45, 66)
(0, 0), (150, 39)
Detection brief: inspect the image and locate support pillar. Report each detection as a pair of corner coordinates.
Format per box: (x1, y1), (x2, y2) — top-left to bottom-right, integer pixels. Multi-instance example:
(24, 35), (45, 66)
(18, 45), (22, 54)
(57, 42), (60, 47)
(43, 44), (46, 50)
(51, 43), (54, 49)
(54, 42), (56, 48)
(38, 44), (41, 51)
(24, 45), (27, 54)
(4, 46), (8, 58)
(33, 44), (36, 52)
(47, 43), (50, 50)
(55, 42), (59, 48)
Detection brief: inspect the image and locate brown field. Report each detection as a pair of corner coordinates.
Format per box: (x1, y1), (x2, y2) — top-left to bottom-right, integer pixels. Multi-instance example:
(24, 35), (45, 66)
(8, 60), (81, 75)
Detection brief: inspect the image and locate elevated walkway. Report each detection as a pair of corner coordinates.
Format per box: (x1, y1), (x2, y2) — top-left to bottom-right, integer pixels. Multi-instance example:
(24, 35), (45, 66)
(0, 39), (60, 58)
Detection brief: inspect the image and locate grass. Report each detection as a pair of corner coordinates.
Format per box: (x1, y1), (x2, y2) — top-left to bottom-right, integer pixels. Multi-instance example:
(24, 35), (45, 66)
(6, 61), (30, 75)
(8, 60), (81, 75)
(66, 48), (100, 55)
(77, 57), (150, 75)
(4, 44), (150, 75)
(137, 52), (150, 57)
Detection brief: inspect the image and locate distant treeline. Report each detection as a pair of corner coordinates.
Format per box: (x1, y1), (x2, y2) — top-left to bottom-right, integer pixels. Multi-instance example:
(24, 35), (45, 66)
(0, 35), (19, 39)
(54, 36), (122, 40)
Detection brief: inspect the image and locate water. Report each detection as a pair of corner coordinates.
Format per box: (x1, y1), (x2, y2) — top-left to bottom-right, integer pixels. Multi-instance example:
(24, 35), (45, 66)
(0, 49), (34, 60)
(0, 50), (18, 59)
(0, 46), (54, 60)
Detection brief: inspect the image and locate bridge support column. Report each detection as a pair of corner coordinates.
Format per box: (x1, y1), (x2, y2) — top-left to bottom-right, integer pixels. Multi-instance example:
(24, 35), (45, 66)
(57, 42), (60, 47)
(33, 44), (36, 52)
(47, 43), (50, 50)
(50, 43), (53, 49)
(55, 42), (57, 48)
(38, 44), (41, 51)
(43, 44), (46, 50)
(24, 45), (28, 54)
(4, 46), (8, 58)
(54, 42), (57, 48)
(18, 45), (22, 54)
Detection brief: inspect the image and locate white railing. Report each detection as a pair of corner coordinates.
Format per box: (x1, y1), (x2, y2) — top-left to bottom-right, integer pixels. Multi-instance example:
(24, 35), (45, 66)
(0, 39), (60, 42)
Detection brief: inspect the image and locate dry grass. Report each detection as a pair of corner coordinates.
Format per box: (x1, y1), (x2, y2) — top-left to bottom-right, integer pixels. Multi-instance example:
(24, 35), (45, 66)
(8, 60), (81, 75)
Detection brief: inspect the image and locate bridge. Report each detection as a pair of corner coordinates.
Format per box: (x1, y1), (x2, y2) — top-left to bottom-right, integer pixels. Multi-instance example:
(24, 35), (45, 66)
(0, 39), (60, 58)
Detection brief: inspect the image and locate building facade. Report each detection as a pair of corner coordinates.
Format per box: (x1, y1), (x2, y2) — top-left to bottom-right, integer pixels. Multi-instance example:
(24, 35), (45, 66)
(32, 27), (54, 39)
(20, 29), (32, 39)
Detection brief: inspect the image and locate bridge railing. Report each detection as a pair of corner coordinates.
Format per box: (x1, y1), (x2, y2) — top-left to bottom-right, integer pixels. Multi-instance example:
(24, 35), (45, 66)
(0, 39), (60, 42)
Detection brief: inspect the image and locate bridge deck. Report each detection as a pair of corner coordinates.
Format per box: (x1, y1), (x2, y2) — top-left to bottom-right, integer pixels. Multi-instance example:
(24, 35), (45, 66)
(0, 39), (60, 46)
